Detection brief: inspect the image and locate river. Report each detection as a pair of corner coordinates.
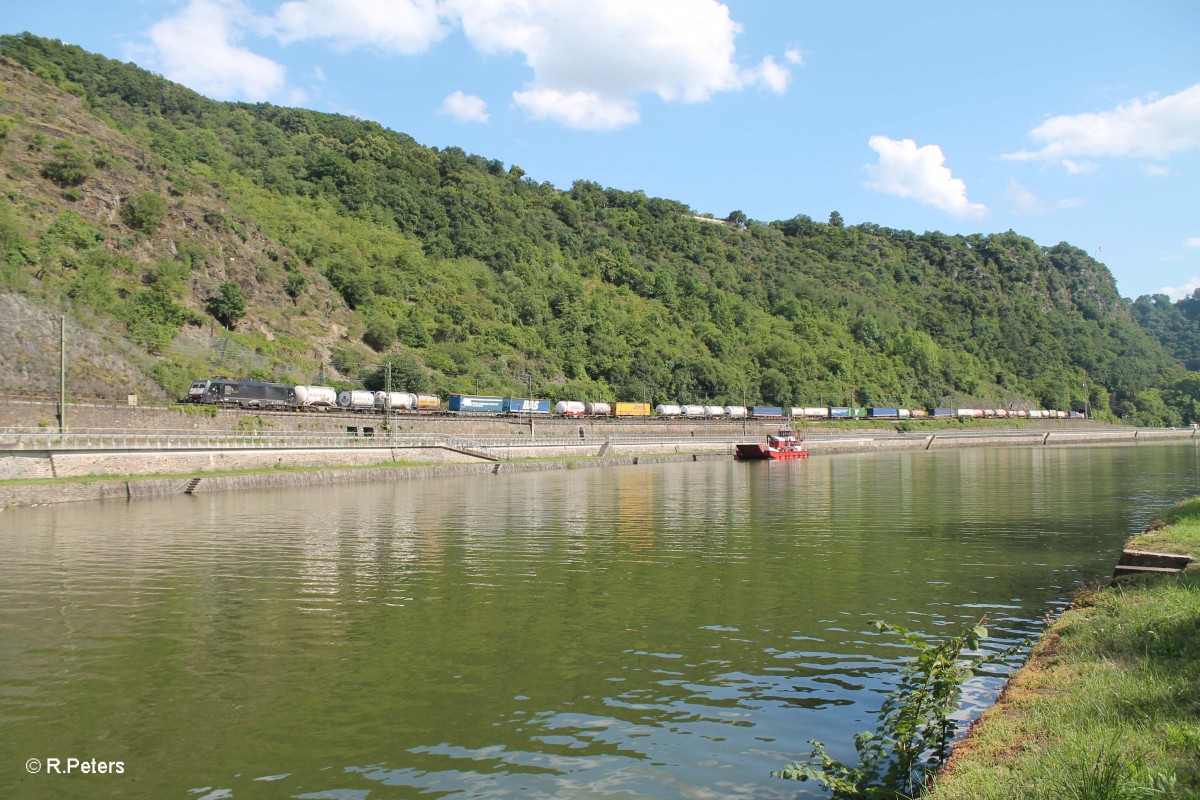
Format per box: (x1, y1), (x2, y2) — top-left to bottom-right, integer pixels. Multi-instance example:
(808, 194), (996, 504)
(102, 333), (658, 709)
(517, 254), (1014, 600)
(2, 442), (1197, 799)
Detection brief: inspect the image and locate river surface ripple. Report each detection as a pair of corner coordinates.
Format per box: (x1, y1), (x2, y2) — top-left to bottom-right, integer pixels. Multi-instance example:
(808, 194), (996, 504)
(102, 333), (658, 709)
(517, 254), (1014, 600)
(2, 443), (1197, 799)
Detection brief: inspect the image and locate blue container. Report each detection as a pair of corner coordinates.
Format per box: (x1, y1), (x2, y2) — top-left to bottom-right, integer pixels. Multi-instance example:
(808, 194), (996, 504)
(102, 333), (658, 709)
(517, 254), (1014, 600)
(750, 406), (784, 418)
(868, 407), (900, 418)
(448, 394), (505, 413)
(829, 407), (851, 418)
(502, 398), (551, 414)
(930, 408), (957, 418)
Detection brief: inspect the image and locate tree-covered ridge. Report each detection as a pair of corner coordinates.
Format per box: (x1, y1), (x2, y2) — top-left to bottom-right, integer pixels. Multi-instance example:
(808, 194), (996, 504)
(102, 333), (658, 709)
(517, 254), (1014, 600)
(1131, 292), (1200, 372)
(0, 32), (1192, 421)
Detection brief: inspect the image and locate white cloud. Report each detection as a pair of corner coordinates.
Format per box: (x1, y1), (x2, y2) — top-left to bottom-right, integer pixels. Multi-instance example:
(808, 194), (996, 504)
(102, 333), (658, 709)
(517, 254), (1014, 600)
(865, 136), (987, 219)
(135, 0), (791, 130)
(1004, 82), (1200, 165)
(1005, 179), (1083, 215)
(443, 0), (789, 130)
(784, 47), (804, 66)
(1156, 277), (1200, 301)
(514, 88), (639, 131)
(1141, 163), (1171, 177)
(140, 0), (286, 100)
(1060, 158), (1097, 174)
(440, 90), (489, 123)
(744, 55), (790, 94)
(1186, 238), (1200, 248)
(273, 0), (447, 53)
(1005, 179), (1045, 215)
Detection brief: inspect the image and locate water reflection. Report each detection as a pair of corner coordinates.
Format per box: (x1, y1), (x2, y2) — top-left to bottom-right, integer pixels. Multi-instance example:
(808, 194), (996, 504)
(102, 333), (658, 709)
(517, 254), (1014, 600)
(1, 443), (1197, 799)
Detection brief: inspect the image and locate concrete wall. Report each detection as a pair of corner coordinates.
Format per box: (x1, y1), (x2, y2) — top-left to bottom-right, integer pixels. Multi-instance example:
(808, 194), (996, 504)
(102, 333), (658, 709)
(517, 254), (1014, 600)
(0, 452), (726, 507)
(43, 445), (480, 478)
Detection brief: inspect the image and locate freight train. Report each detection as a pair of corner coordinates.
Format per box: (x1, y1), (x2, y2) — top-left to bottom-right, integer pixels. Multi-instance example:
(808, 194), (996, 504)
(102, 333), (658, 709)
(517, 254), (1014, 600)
(184, 378), (1084, 420)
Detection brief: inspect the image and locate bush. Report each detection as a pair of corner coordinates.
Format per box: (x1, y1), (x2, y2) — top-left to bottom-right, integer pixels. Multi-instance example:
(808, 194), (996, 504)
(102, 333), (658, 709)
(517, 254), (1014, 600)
(121, 192), (167, 234)
(41, 139), (92, 186)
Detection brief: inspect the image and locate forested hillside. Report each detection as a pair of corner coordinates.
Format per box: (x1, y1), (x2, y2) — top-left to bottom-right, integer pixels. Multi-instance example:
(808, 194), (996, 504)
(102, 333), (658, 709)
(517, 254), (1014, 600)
(0, 32), (1195, 422)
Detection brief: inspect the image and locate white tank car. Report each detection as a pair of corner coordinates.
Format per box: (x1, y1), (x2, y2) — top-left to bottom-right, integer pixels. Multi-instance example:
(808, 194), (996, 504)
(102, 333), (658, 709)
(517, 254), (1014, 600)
(338, 390), (376, 409)
(293, 385), (338, 407)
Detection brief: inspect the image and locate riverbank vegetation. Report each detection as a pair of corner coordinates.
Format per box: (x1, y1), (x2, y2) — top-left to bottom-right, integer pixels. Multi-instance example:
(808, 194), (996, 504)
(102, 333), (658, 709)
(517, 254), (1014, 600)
(927, 499), (1200, 800)
(2, 34), (1200, 424)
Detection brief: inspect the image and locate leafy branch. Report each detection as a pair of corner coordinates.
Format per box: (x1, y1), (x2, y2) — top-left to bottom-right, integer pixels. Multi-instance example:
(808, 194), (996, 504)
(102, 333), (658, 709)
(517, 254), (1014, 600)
(773, 619), (1028, 799)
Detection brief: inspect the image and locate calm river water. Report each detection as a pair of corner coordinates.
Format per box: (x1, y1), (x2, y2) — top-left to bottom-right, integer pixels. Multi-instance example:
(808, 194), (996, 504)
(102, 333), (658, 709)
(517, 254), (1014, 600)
(3, 443), (1199, 799)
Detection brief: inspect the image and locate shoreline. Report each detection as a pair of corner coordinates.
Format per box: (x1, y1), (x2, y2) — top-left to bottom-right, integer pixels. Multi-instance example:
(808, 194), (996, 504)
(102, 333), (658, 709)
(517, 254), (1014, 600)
(0, 451), (728, 508)
(927, 500), (1200, 799)
(2, 426), (1198, 508)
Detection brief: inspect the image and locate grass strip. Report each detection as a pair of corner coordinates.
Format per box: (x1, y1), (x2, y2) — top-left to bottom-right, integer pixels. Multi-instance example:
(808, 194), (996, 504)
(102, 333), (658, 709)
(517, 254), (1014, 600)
(927, 499), (1200, 800)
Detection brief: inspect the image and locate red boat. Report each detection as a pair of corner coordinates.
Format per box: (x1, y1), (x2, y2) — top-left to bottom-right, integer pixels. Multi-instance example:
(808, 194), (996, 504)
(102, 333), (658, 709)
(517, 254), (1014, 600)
(734, 430), (809, 461)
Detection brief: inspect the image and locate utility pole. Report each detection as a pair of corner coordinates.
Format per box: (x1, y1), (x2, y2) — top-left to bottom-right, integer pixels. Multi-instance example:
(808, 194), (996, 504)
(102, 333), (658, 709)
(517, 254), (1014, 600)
(58, 314), (66, 434)
(384, 361), (392, 432)
(526, 372), (534, 439)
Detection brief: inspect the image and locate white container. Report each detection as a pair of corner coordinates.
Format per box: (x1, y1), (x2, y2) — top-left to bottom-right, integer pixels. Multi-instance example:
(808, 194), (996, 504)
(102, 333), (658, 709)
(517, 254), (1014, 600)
(338, 390), (376, 409)
(555, 400), (586, 416)
(655, 404), (682, 416)
(585, 402), (612, 416)
(681, 405), (705, 417)
(704, 405), (726, 417)
(293, 385), (337, 407)
(726, 406), (748, 418)
(374, 391), (415, 410)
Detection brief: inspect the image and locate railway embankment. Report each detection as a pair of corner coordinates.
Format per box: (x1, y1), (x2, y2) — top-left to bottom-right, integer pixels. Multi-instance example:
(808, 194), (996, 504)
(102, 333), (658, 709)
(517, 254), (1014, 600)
(1, 424), (1196, 508)
(927, 499), (1200, 800)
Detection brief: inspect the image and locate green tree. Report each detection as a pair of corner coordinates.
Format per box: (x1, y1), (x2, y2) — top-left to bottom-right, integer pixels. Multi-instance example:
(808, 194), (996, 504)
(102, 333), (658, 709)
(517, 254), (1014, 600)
(362, 311), (397, 352)
(365, 351), (430, 393)
(284, 271), (308, 300)
(120, 192), (167, 234)
(206, 280), (245, 329)
(41, 139), (92, 186)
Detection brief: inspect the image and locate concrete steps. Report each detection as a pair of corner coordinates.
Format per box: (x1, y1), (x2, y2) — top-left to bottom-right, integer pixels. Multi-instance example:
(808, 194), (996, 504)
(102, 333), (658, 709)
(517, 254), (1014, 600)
(1113, 549), (1195, 578)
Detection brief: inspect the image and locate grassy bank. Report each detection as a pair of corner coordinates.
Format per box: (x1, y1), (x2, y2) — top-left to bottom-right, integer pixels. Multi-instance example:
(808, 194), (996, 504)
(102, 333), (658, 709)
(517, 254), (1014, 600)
(927, 499), (1200, 800)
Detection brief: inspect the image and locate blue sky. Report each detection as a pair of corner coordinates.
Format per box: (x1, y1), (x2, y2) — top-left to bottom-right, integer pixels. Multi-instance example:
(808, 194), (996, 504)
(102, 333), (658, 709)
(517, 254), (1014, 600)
(6, 1), (1199, 300)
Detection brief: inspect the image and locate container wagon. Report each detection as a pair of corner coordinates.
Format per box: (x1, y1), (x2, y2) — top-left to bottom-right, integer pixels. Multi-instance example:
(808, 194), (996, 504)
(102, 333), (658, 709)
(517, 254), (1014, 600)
(374, 392), (415, 410)
(503, 398), (551, 414)
(750, 406), (784, 419)
(555, 400), (586, 417)
(338, 390), (376, 410)
(294, 385), (338, 407)
(614, 402), (651, 417)
(449, 395), (505, 413)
